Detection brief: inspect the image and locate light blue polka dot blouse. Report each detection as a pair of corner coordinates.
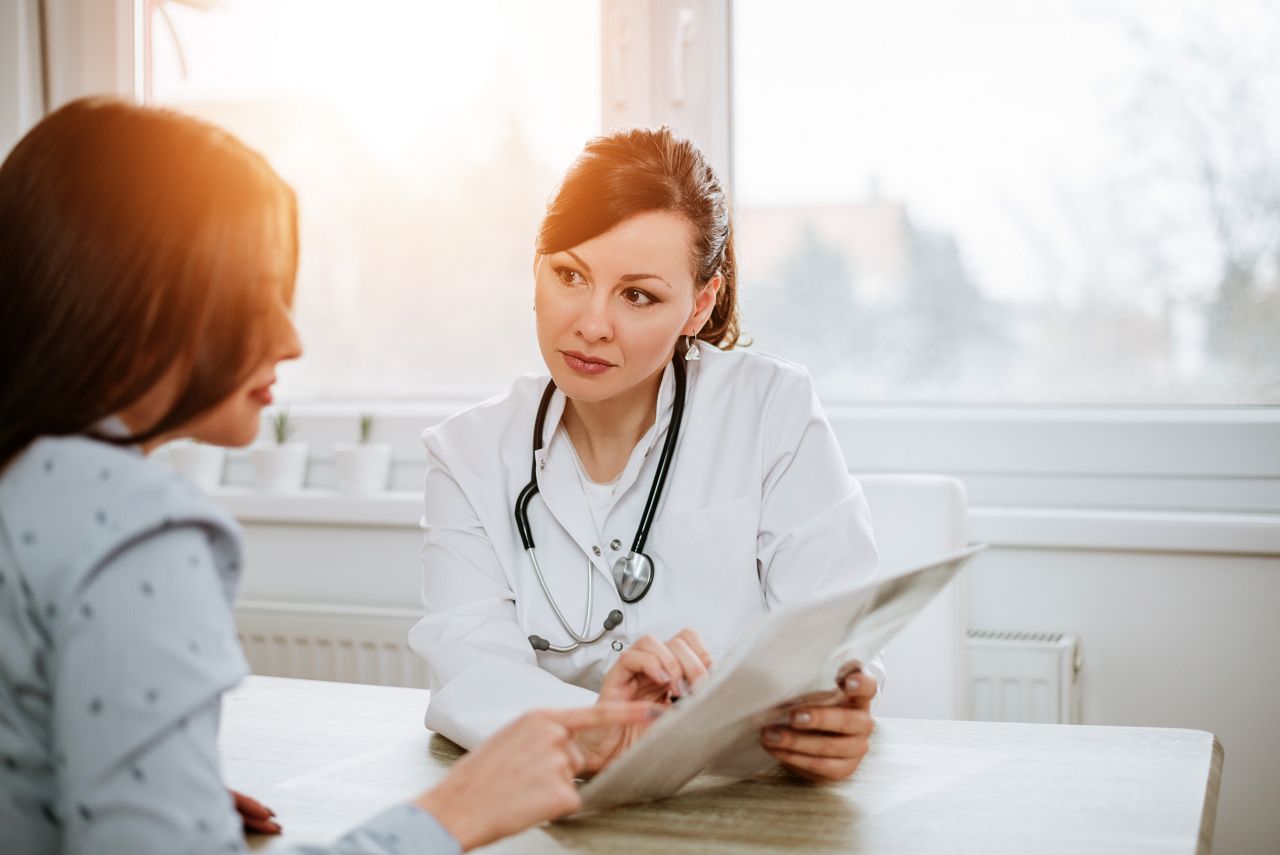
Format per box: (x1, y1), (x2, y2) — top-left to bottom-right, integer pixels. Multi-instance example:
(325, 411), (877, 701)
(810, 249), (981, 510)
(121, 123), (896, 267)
(0, 434), (458, 855)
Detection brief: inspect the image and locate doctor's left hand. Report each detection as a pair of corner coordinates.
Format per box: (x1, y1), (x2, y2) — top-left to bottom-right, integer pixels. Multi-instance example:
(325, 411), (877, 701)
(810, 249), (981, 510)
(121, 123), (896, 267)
(761, 661), (878, 783)
(577, 629), (715, 775)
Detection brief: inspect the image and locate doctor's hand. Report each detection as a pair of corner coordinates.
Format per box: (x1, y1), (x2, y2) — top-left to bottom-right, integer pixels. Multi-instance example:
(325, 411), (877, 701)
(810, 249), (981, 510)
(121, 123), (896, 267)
(578, 629), (715, 774)
(415, 702), (659, 851)
(761, 661), (878, 783)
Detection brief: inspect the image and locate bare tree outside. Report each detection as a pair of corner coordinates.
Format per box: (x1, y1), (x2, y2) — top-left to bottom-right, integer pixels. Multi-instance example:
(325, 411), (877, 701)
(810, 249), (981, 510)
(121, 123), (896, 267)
(735, 0), (1280, 404)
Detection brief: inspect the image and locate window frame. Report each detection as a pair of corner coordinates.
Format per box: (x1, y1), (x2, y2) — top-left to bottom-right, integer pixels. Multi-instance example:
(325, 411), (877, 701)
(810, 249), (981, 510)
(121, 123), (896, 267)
(35, 0), (1280, 550)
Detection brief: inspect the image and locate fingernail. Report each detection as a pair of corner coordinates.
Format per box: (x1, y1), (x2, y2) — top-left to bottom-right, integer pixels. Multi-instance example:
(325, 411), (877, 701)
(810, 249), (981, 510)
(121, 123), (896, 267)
(656, 669), (671, 684)
(792, 711), (812, 727)
(647, 706), (664, 719)
(844, 677), (861, 692)
(678, 679), (691, 696)
(763, 728), (782, 744)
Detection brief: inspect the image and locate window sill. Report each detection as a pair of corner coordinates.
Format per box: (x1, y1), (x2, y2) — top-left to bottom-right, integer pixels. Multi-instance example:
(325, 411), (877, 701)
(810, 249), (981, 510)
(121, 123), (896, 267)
(210, 487), (422, 528)
(208, 487), (1280, 557)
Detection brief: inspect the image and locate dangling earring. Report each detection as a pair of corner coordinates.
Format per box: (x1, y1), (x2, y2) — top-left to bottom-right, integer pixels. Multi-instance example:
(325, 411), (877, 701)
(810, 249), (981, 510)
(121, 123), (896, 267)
(684, 335), (701, 361)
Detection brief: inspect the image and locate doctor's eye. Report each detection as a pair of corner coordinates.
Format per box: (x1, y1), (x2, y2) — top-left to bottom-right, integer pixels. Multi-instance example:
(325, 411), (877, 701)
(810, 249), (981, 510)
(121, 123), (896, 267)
(622, 287), (657, 307)
(553, 265), (586, 287)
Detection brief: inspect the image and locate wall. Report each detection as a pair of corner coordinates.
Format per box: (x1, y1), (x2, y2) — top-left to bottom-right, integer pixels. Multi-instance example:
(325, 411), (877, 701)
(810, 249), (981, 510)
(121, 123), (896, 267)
(224, 488), (1279, 855)
(969, 547), (1280, 855)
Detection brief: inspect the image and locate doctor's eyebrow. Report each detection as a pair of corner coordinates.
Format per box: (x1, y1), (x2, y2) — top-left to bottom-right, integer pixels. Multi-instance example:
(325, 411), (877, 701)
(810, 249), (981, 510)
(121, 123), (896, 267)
(563, 250), (672, 289)
(565, 250), (593, 273)
(620, 272), (672, 288)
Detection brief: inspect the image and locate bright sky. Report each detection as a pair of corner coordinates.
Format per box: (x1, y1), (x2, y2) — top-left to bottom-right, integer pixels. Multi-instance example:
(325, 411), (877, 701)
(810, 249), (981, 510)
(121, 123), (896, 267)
(155, 0), (598, 172)
(732, 0), (1279, 305)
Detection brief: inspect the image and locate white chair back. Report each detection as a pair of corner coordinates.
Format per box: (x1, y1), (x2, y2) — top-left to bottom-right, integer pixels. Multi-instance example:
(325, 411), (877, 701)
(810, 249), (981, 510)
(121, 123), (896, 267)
(857, 474), (969, 719)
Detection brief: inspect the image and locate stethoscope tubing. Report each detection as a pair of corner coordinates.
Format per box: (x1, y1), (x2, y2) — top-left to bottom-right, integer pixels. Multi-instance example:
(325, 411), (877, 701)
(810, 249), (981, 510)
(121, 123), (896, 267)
(525, 549), (616, 649)
(629, 353), (686, 556)
(516, 353), (687, 651)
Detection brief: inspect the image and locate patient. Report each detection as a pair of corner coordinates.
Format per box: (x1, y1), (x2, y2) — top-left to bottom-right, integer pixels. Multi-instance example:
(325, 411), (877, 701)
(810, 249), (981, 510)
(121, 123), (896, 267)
(0, 98), (653, 855)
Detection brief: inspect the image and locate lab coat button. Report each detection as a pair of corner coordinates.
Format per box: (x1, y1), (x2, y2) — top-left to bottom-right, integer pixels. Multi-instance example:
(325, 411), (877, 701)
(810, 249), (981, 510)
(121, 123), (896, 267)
(611, 640), (624, 652)
(610, 538), (621, 551)
(592, 545), (602, 556)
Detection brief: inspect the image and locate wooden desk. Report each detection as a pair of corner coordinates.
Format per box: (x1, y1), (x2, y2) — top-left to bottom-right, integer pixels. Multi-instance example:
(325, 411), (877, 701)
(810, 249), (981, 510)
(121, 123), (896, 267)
(221, 676), (1222, 854)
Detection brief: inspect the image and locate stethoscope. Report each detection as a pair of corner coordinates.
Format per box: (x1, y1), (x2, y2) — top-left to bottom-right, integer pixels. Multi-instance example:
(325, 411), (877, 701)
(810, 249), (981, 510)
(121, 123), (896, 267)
(515, 352), (687, 653)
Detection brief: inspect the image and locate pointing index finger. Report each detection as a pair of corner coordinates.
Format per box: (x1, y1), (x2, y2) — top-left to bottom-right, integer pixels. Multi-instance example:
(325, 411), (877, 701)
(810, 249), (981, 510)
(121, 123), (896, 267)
(547, 702), (662, 732)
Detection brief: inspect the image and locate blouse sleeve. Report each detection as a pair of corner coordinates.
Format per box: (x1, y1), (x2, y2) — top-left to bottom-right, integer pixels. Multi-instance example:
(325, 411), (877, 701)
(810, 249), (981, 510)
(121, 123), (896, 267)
(753, 365), (886, 690)
(53, 525), (459, 855)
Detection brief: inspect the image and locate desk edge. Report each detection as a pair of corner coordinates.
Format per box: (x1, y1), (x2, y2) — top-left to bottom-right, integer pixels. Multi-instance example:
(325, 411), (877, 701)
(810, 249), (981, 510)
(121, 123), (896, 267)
(1196, 735), (1225, 855)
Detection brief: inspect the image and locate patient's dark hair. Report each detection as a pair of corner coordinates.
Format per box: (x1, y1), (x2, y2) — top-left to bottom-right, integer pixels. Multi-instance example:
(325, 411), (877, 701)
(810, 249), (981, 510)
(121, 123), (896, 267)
(536, 126), (741, 350)
(0, 97), (297, 470)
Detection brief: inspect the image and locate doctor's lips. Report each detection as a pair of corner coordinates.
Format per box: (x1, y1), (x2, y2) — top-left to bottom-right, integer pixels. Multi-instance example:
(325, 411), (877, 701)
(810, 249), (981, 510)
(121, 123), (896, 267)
(560, 350), (616, 376)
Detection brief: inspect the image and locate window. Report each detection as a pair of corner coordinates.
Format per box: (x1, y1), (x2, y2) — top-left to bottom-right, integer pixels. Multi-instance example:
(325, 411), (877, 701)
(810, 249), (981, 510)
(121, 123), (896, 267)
(146, 0), (600, 400)
(142, 0), (1280, 406)
(732, 0), (1280, 404)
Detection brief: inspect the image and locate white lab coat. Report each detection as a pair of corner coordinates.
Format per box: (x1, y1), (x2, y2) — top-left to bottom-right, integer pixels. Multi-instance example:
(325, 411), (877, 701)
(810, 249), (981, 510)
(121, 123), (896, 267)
(408, 346), (880, 749)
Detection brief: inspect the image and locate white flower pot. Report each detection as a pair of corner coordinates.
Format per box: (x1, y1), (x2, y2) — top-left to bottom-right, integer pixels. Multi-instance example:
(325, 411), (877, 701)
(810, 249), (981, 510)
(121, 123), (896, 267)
(168, 442), (225, 490)
(252, 442), (309, 492)
(334, 443), (393, 494)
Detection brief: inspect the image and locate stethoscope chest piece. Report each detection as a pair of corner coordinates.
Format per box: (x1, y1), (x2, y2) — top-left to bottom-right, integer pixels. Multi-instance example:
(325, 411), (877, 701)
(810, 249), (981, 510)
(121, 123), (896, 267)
(612, 552), (656, 603)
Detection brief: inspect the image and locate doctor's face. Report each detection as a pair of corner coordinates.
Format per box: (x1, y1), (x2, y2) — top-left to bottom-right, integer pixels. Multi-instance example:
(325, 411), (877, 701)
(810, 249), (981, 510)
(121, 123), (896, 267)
(535, 211), (706, 405)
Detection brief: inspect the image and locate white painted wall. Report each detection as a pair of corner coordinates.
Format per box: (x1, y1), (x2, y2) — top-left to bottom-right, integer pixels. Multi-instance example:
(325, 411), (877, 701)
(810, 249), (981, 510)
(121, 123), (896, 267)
(205, 401), (1277, 851)
(969, 547), (1280, 855)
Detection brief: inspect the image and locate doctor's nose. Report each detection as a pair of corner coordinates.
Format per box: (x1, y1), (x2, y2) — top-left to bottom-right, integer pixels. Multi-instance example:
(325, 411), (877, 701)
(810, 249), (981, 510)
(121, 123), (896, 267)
(575, 299), (614, 343)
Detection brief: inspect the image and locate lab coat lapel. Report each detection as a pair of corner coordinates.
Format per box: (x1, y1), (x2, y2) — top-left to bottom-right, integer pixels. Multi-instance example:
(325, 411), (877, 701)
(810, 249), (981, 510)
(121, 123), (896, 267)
(534, 389), (607, 568)
(532, 363), (680, 566)
(610, 362), (678, 498)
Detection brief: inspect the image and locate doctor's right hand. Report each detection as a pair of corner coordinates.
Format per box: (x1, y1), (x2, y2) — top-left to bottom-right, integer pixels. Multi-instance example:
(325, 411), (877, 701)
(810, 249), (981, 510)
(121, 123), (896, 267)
(415, 702), (659, 851)
(577, 629), (715, 774)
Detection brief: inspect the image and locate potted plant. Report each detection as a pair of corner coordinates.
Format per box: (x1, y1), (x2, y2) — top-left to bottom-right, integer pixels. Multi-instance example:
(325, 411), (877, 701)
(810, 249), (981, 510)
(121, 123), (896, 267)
(168, 439), (225, 490)
(251, 408), (308, 492)
(334, 412), (393, 493)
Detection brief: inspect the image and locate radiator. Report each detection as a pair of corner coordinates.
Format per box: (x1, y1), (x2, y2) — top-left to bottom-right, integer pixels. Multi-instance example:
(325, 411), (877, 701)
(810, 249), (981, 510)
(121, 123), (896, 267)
(235, 601), (429, 689)
(234, 606), (1083, 726)
(967, 629), (1082, 724)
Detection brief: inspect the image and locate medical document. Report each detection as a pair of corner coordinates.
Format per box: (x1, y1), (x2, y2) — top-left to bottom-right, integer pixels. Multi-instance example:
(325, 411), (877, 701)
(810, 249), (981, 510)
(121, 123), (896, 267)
(579, 544), (985, 811)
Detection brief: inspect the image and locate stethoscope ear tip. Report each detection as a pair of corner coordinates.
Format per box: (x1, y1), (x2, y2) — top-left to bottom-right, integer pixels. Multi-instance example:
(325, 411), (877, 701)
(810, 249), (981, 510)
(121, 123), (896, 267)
(605, 610), (624, 630)
(529, 635), (551, 651)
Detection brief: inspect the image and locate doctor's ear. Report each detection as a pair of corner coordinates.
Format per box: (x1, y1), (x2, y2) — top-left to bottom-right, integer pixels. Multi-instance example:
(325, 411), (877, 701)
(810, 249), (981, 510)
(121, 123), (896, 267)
(683, 273), (722, 336)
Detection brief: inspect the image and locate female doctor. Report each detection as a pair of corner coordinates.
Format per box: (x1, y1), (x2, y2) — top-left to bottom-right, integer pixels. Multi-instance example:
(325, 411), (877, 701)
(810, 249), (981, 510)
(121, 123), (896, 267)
(410, 127), (882, 782)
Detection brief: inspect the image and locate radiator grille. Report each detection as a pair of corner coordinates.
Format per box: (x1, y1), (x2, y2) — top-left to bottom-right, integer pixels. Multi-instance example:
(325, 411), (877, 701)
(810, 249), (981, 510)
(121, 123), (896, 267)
(235, 602), (428, 689)
(233, 605), (1083, 726)
(967, 629), (1081, 724)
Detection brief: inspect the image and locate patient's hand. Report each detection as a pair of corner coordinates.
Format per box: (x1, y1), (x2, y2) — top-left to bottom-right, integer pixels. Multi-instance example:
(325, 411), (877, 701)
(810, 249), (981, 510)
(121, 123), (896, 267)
(230, 789), (280, 835)
(577, 628), (714, 774)
(416, 703), (658, 851)
(760, 660), (878, 782)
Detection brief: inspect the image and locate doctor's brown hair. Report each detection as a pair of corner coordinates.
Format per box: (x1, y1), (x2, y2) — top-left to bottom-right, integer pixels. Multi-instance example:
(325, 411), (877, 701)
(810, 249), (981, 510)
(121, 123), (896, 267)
(0, 97), (297, 470)
(536, 126), (741, 350)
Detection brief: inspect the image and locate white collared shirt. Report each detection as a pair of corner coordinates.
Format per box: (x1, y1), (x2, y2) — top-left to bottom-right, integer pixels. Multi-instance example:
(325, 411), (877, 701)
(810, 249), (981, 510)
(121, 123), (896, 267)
(409, 346), (880, 749)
